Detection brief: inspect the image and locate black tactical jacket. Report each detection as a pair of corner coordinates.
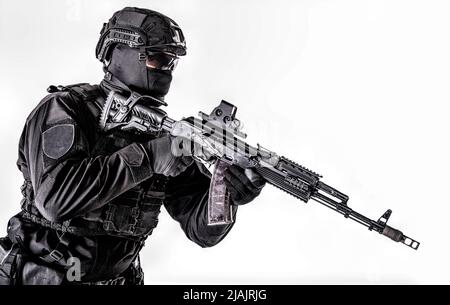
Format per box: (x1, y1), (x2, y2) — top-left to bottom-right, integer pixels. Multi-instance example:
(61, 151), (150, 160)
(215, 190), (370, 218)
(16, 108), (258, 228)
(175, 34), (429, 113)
(6, 82), (236, 282)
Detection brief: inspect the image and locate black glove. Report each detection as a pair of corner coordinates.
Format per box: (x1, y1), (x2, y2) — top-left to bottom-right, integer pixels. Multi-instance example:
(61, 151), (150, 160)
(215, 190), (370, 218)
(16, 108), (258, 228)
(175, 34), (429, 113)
(224, 165), (266, 206)
(141, 133), (193, 177)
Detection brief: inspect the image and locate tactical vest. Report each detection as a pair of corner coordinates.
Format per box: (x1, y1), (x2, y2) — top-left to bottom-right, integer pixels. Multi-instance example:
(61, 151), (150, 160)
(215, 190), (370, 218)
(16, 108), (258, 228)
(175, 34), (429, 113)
(20, 83), (167, 241)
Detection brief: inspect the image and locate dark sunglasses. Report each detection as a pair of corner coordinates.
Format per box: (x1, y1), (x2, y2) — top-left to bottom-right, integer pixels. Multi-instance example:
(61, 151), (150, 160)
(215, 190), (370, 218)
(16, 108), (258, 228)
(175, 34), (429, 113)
(144, 51), (179, 71)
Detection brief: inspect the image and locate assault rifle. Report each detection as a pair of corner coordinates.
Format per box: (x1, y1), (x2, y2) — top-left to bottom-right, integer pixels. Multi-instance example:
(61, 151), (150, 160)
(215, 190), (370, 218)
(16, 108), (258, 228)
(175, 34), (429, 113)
(99, 91), (420, 250)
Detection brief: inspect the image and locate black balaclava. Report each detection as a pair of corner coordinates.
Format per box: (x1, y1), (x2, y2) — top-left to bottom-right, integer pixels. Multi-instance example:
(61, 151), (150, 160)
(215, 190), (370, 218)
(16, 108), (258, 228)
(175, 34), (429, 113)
(96, 7), (187, 102)
(107, 44), (173, 98)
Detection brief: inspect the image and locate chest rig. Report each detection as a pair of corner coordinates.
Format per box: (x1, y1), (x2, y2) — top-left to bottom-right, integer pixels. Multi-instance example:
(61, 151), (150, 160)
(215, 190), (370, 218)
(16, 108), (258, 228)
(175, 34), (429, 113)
(20, 83), (168, 241)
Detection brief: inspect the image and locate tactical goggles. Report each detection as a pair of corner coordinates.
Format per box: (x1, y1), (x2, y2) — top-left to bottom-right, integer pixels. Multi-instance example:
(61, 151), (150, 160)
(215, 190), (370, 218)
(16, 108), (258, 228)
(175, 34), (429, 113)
(142, 51), (179, 71)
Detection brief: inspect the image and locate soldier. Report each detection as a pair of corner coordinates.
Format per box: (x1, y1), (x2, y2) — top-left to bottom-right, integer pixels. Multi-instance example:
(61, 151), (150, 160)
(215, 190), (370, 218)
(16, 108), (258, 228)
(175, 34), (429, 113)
(0, 7), (265, 285)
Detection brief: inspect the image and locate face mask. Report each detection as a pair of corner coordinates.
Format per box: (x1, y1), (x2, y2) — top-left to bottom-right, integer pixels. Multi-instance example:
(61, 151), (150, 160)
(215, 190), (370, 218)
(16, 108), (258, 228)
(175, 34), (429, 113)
(106, 44), (173, 98)
(145, 69), (172, 98)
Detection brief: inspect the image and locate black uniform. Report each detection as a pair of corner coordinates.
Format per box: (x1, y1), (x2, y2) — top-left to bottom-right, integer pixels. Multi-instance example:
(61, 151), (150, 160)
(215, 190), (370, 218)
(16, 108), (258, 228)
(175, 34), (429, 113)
(5, 80), (235, 284)
(0, 7), (264, 285)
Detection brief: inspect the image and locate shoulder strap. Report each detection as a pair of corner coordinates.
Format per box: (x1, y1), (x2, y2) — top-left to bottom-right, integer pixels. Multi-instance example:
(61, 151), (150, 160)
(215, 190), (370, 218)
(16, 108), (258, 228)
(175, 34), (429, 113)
(66, 83), (98, 100)
(47, 83), (104, 122)
(67, 83), (104, 120)
(39, 231), (71, 267)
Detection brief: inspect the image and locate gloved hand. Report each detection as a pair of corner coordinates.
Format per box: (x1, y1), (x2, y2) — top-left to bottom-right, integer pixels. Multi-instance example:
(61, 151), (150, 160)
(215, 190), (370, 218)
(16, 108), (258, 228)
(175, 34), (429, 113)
(141, 133), (194, 177)
(224, 165), (266, 206)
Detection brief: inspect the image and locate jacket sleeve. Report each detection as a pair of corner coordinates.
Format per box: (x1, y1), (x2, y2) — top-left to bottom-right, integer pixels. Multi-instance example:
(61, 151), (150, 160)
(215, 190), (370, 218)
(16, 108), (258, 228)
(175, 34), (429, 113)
(19, 92), (154, 222)
(164, 161), (237, 248)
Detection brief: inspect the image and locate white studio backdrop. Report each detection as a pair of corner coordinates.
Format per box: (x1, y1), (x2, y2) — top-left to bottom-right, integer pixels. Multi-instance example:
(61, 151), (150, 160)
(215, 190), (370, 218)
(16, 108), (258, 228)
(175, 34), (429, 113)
(0, 0), (449, 284)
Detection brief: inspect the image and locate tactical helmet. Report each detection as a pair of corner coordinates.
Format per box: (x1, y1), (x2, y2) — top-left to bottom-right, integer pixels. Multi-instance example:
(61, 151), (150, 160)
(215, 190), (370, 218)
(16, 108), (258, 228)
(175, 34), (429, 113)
(96, 7), (186, 99)
(96, 7), (186, 64)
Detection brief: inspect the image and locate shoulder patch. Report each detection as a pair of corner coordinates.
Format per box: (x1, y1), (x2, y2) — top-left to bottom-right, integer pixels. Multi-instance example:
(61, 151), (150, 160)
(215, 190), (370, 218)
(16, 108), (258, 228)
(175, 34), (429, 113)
(42, 124), (75, 159)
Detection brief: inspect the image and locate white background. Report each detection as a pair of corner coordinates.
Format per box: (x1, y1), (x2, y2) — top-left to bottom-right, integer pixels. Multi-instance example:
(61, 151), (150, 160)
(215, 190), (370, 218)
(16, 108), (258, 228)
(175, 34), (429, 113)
(0, 0), (449, 284)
